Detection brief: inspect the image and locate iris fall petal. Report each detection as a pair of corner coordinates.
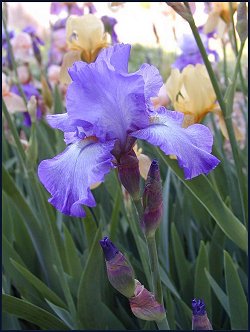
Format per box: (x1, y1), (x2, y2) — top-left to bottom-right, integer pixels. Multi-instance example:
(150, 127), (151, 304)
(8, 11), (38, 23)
(38, 139), (115, 217)
(132, 109), (220, 179)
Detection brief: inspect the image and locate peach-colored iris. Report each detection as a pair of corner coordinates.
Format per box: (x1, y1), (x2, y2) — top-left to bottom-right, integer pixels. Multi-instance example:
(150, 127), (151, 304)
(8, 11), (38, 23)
(11, 32), (33, 63)
(48, 65), (61, 86)
(2, 72), (26, 113)
(17, 64), (31, 84)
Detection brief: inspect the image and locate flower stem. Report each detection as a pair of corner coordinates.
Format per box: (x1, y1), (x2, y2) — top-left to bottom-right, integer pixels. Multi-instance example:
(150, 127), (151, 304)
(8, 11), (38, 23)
(147, 234), (170, 330)
(186, 7), (247, 225)
(222, 40), (228, 86)
(228, 2), (247, 95)
(146, 234), (163, 304)
(132, 198), (170, 329)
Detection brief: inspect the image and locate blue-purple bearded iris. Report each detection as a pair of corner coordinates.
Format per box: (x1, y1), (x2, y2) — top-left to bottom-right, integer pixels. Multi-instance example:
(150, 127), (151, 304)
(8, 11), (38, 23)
(38, 44), (220, 217)
(172, 27), (218, 71)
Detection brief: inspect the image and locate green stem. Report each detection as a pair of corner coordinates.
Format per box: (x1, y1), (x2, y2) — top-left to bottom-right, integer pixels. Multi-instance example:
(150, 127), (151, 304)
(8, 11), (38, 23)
(228, 2), (248, 96)
(147, 234), (170, 330)
(188, 19), (227, 114)
(222, 40), (228, 87)
(133, 198), (143, 220)
(132, 198), (169, 329)
(187, 10), (247, 225)
(146, 235), (163, 304)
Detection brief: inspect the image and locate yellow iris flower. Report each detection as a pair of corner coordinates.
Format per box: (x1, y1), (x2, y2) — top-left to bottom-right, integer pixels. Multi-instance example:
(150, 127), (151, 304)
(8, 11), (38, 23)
(60, 14), (109, 84)
(203, 2), (238, 37)
(165, 64), (243, 141)
(166, 64), (217, 127)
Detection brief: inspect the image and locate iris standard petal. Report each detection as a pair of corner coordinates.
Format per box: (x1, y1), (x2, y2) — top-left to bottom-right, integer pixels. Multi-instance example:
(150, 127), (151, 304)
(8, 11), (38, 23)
(38, 139), (115, 217)
(46, 113), (76, 132)
(131, 110), (220, 179)
(67, 60), (149, 145)
(135, 63), (163, 111)
(97, 43), (131, 72)
(98, 44), (163, 110)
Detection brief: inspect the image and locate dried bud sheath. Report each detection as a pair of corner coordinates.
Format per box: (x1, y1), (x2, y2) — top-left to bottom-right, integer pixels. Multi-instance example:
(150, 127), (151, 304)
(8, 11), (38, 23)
(129, 280), (166, 321)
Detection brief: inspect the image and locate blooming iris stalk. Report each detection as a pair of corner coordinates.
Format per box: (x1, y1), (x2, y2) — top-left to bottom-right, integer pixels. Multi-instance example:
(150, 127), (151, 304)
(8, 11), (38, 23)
(38, 43), (220, 217)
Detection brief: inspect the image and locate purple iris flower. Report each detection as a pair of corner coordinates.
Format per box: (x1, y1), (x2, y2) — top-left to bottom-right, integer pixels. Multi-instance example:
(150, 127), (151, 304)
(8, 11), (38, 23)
(50, 2), (83, 16)
(48, 18), (67, 66)
(172, 27), (219, 71)
(101, 15), (119, 44)
(23, 26), (44, 64)
(11, 83), (42, 127)
(38, 44), (220, 217)
(85, 2), (97, 14)
(52, 18), (67, 31)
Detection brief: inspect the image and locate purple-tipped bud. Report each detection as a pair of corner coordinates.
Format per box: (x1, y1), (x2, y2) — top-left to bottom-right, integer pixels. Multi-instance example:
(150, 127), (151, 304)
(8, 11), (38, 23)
(141, 160), (163, 237)
(99, 236), (119, 261)
(192, 299), (213, 330)
(100, 237), (135, 298)
(129, 280), (166, 321)
(117, 150), (141, 201)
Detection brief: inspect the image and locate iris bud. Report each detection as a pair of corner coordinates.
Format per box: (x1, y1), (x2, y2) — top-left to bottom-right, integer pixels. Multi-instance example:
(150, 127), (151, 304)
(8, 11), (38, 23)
(117, 149), (141, 201)
(41, 76), (53, 109)
(166, 3), (193, 22)
(236, 2), (248, 43)
(141, 160), (163, 237)
(192, 299), (213, 330)
(129, 280), (166, 321)
(100, 237), (135, 298)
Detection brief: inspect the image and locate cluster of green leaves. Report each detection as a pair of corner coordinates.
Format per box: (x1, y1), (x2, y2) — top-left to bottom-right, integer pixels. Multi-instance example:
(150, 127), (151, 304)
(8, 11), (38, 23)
(3, 80), (248, 331)
(2, 6), (248, 331)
